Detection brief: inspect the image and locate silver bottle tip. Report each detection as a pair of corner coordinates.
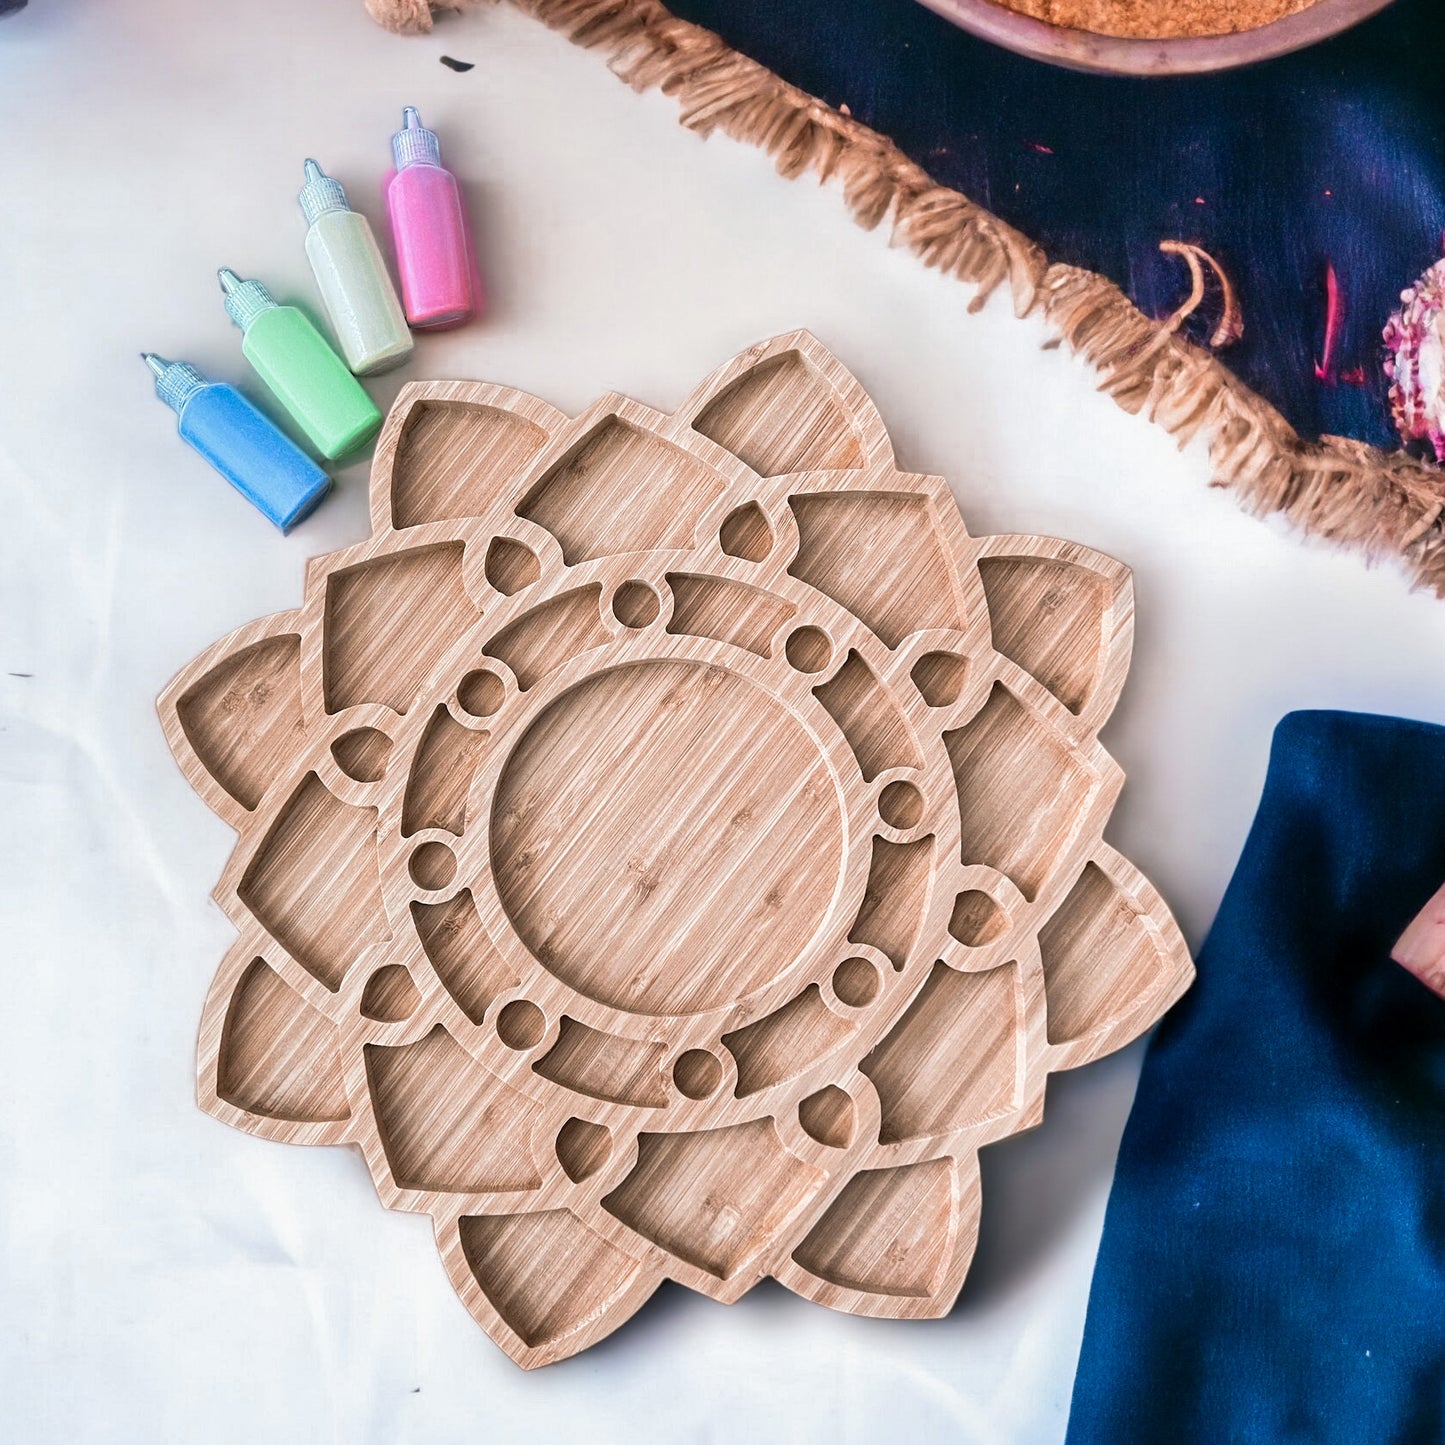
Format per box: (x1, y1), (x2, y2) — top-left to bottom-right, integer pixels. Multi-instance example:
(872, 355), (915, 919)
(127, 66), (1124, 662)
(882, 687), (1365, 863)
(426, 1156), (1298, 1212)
(217, 270), (277, 330)
(143, 353), (206, 413)
(298, 159), (349, 224)
(393, 107), (441, 170)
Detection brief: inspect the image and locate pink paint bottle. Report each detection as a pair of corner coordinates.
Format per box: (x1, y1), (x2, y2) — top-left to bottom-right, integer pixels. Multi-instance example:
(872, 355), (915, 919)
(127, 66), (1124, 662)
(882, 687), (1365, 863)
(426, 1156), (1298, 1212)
(386, 107), (476, 330)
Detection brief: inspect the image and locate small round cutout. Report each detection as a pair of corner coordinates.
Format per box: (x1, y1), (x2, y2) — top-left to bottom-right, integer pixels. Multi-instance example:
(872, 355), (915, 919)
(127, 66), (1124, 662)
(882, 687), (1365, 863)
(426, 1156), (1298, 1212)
(409, 840), (457, 891)
(613, 580), (661, 629)
(360, 964), (420, 1022)
(457, 669), (505, 718)
(673, 1049), (723, 1099)
(719, 502), (773, 562)
(832, 956), (880, 1007)
(785, 626), (832, 673)
(879, 780), (924, 830)
(497, 999), (546, 1050)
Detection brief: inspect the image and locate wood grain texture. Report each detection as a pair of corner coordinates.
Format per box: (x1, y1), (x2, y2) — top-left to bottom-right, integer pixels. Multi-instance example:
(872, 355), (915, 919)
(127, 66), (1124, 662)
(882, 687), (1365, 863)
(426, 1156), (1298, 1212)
(159, 331), (1193, 1368)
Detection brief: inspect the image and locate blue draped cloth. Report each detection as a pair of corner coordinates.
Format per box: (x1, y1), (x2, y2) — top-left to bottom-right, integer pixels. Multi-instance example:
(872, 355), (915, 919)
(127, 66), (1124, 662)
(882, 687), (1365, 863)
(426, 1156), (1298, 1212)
(1068, 711), (1445, 1444)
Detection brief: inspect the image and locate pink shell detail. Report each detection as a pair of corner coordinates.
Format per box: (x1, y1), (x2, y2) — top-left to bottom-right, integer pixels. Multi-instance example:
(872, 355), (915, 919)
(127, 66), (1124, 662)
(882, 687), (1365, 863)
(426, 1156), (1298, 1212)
(1384, 258), (1445, 463)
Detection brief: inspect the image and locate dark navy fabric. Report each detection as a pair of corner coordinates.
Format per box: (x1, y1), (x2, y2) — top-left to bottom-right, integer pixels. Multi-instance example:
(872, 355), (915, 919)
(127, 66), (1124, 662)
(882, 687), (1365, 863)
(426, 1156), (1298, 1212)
(668, 0), (1445, 451)
(1067, 711), (1445, 1445)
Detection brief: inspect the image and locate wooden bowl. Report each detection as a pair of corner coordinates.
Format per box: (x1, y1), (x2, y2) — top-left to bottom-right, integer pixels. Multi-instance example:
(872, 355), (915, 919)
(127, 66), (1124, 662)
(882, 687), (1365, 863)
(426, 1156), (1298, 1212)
(914, 0), (1395, 75)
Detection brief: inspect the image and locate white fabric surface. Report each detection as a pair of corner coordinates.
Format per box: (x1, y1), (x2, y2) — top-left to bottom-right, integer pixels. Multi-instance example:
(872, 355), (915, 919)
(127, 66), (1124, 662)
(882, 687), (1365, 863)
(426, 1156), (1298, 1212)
(3, 1), (1444, 1440)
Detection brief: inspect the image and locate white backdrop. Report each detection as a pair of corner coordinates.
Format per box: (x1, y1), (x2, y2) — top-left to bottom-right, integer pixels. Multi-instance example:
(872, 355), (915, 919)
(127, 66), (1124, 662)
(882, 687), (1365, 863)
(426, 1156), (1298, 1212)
(3, 2), (1444, 1441)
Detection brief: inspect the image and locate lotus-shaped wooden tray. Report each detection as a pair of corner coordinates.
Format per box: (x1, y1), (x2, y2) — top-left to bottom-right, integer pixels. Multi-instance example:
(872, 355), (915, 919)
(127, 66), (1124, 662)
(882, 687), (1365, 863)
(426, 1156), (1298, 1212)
(159, 331), (1192, 1368)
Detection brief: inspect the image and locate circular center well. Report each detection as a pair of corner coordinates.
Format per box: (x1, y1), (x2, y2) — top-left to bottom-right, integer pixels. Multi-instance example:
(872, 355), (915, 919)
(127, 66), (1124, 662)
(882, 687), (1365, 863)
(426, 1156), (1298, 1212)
(491, 660), (844, 1015)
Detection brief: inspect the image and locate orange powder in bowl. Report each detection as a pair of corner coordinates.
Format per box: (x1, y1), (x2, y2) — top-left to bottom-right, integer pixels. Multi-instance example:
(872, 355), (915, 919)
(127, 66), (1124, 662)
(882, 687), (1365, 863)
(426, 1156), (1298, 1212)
(987, 0), (1320, 39)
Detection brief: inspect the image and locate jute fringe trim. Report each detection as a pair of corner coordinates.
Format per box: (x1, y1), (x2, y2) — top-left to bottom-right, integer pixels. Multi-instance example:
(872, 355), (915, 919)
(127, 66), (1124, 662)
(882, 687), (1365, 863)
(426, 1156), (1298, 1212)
(368, 0), (1445, 594)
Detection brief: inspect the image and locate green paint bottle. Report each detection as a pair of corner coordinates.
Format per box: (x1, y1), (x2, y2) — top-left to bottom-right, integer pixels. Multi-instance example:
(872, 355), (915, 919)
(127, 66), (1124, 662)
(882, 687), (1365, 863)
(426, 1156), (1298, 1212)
(217, 268), (382, 461)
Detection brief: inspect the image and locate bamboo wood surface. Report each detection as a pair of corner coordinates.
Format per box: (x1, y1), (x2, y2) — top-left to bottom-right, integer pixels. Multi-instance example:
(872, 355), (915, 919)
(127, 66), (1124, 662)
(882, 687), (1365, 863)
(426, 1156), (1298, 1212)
(160, 332), (1193, 1367)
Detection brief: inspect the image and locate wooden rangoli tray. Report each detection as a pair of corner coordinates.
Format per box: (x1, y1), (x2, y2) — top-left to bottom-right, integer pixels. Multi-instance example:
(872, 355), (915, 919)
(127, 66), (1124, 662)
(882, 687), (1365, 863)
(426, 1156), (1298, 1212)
(160, 331), (1193, 1368)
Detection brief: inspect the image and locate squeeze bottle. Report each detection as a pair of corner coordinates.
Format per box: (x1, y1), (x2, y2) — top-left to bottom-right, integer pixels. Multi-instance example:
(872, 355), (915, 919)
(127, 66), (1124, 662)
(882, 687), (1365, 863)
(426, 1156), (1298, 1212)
(218, 267), (382, 460)
(142, 354), (330, 532)
(385, 107), (476, 329)
(299, 159), (413, 376)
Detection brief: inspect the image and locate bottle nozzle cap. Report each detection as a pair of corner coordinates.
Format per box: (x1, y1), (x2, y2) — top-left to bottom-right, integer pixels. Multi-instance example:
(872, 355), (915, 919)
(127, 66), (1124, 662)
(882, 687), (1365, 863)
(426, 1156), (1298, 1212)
(299, 159), (350, 226)
(393, 106), (442, 170)
(143, 352), (207, 413)
(218, 268), (278, 331)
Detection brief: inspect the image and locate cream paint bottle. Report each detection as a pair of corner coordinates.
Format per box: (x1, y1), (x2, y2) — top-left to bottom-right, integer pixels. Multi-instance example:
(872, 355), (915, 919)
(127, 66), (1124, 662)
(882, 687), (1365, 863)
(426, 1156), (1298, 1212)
(298, 160), (413, 376)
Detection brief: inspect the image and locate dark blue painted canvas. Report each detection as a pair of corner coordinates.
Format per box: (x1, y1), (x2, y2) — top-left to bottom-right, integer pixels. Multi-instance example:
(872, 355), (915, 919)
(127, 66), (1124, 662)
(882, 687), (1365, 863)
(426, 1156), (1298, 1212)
(668, 0), (1445, 451)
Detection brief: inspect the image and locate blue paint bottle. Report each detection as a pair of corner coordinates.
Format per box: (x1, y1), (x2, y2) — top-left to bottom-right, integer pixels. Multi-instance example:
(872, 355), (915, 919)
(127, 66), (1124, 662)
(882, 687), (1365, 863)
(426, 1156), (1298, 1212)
(143, 354), (331, 532)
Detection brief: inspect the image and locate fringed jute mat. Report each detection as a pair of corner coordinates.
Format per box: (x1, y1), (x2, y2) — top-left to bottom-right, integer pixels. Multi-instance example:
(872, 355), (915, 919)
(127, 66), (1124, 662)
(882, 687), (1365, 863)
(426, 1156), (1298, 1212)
(367, 0), (1445, 595)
